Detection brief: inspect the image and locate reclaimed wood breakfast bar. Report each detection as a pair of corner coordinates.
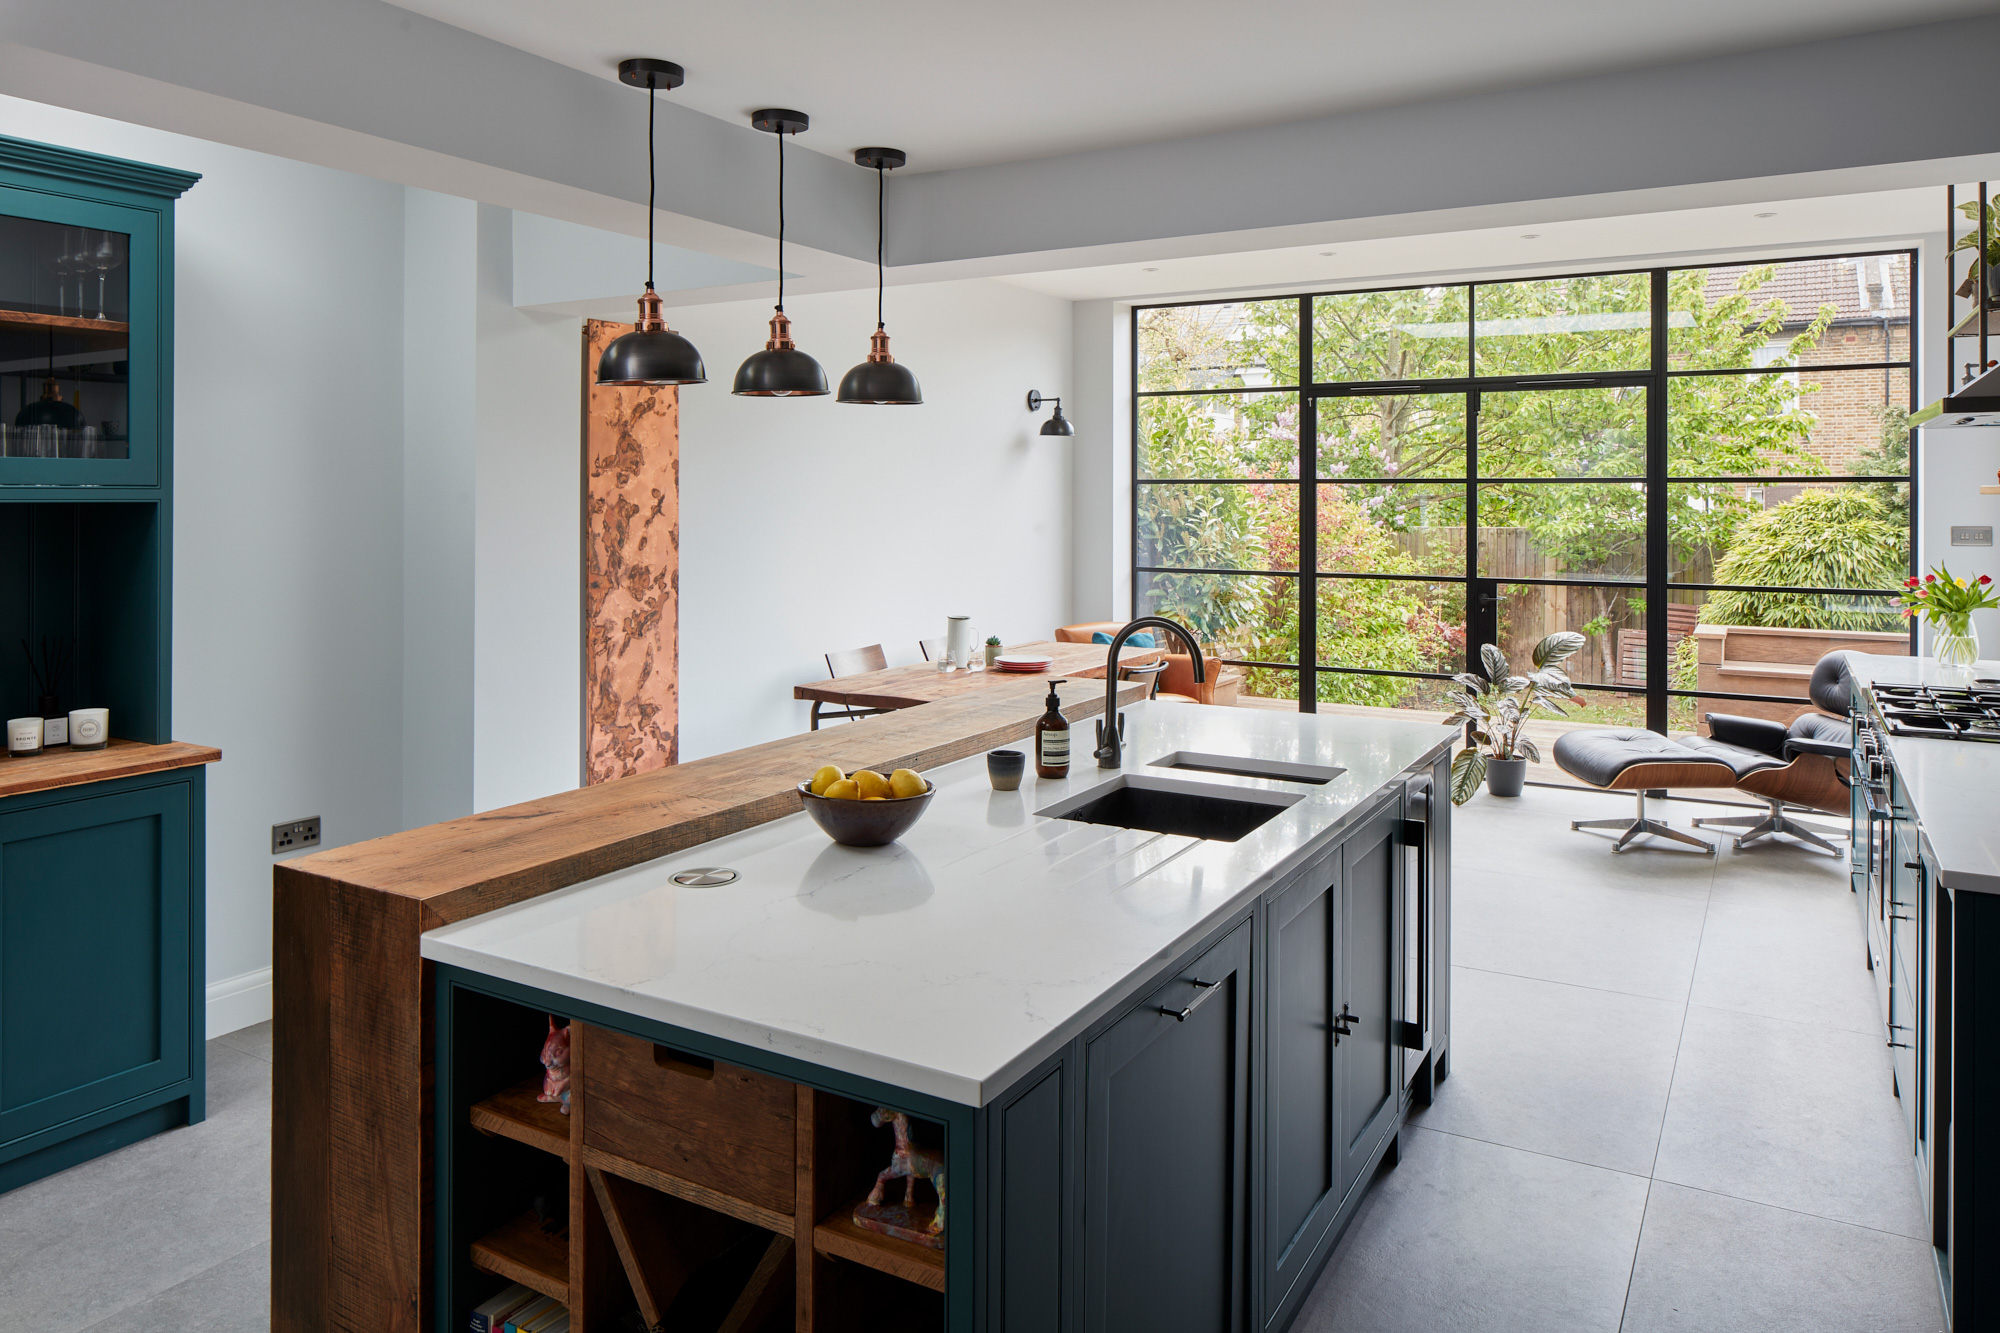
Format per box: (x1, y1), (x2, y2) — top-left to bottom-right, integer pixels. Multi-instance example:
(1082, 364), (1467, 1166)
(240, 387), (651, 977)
(270, 676), (1149, 1333)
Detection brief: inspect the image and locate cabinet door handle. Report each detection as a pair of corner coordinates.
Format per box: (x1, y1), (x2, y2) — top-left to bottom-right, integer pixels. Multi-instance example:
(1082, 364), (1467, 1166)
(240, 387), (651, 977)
(1904, 861), (1922, 870)
(1332, 1004), (1356, 1044)
(1158, 978), (1222, 1022)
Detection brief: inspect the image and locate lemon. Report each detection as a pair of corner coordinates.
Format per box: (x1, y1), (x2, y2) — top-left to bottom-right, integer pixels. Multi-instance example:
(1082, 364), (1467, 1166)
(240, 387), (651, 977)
(864, 796), (886, 801)
(852, 769), (893, 800)
(808, 764), (845, 795)
(889, 768), (926, 798)
(823, 778), (861, 800)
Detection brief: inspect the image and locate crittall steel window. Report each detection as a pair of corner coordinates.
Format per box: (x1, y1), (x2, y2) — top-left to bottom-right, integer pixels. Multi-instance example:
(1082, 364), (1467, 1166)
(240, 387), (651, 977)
(1133, 253), (1916, 729)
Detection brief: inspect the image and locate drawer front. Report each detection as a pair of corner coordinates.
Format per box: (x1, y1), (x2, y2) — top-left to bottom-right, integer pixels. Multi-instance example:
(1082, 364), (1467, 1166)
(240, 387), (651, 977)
(581, 1025), (796, 1215)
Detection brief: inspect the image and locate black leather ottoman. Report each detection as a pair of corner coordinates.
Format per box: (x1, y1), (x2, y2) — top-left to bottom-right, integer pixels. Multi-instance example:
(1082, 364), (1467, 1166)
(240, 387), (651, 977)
(1551, 728), (1781, 854)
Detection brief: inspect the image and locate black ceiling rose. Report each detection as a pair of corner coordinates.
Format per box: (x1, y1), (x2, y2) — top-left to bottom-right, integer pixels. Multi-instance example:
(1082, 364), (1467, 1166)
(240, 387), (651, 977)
(596, 56), (706, 387)
(616, 57), (683, 89)
(734, 109), (829, 397)
(837, 146), (922, 405)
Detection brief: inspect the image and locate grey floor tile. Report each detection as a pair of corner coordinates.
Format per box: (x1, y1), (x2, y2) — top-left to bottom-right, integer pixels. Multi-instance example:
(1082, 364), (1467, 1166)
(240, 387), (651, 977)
(1455, 789), (1720, 901)
(1293, 1126), (1647, 1333)
(1653, 1004), (1927, 1239)
(76, 1243), (269, 1333)
(0, 1041), (271, 1333)
(214, 1018), (274, 1064)
(1621, 1182), (1943, 1333)
(1692, 866), (1880, 1035)
(1413, 968), (1684, 1175)
(1452, 867), (1710, 1002)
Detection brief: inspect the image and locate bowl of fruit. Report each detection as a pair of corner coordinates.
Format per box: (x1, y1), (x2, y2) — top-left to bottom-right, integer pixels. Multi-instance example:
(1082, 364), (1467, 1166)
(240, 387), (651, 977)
(799, 765), (935, 847)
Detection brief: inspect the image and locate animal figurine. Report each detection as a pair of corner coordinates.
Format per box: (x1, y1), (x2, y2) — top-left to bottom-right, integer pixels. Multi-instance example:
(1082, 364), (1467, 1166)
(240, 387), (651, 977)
(538, 1018), (571, 1115)
(865, 1107), (946, 1240)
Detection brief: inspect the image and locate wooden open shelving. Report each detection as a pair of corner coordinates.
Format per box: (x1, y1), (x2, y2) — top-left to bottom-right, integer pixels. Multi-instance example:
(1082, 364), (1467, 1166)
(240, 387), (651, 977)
(0, 307), (129, 353)
(812, 1196), (946, 1293)
(469, 1210), (571, 1305)
(454, 1009), (946, 1331)
(469, 1078), (570, 1158)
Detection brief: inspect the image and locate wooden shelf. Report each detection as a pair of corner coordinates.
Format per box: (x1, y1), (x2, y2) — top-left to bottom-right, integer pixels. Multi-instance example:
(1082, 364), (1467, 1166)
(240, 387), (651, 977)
(469, 1210), (570, 1305)
(813, 1195), (946, 1293)
(469, 1078), (570, 1158)
(1952, 307), (2000, 340)
(0, 740), (220, 801)
(1983, 486), (2000, 494)
(0, 308), (128, 335)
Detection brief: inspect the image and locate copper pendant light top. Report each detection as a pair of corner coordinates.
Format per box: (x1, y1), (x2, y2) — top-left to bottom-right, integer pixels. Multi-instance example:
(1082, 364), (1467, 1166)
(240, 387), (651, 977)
(733, 110), (829, 397)
(596, 57), (707, 387)
(837, 147), (922, 405)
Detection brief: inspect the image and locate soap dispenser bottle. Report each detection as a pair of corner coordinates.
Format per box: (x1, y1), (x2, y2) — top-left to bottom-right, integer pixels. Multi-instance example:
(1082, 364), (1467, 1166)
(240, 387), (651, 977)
(1036, 680), (1071, 779)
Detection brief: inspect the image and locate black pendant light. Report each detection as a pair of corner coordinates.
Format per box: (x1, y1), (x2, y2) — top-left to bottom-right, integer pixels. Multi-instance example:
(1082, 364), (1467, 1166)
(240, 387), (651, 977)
(14, 328), (84, 430)
(734, 109), (828, 397)
(837, 148), (922, 405)
(1027, 390), (1074, 436)
(596, 58), (707, 387)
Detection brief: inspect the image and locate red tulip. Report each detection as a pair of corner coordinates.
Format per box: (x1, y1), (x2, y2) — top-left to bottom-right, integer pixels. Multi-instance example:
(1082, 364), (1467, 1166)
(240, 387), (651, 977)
(1906, 576), (1920, 587)
(1983, 575), (1994, 585)
(1927, 573), (1937, 582)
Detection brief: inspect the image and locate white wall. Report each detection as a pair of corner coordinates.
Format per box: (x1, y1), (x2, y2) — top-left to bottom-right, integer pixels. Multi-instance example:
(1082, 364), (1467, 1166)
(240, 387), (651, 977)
(0, 96), (411, 1034)
(401, 189), (477, 827)
(1914, 233), (2000, 652)
(471, 205), (582, 810)
(671, 279), (1075, 758)
(1068, 298), (1130, 624)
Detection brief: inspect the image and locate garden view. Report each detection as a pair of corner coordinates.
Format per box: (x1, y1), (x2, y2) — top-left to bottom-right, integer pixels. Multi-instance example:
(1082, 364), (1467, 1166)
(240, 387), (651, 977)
(1135, 258), (1913, 727)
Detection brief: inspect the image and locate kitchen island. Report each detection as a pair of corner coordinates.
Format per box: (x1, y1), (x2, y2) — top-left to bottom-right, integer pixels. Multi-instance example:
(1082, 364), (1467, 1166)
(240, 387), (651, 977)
(421, 701), (1455, 1332)
(1848, 654), (2000, 1332)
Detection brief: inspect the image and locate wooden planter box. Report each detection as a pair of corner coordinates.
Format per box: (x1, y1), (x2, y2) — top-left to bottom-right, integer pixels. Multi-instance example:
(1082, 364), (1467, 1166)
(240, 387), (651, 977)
(1692, 624), (1908, 730)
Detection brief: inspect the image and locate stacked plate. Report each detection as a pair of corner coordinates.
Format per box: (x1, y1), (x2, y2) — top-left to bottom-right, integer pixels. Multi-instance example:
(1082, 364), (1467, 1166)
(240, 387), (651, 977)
(994, 654), (1054, 673)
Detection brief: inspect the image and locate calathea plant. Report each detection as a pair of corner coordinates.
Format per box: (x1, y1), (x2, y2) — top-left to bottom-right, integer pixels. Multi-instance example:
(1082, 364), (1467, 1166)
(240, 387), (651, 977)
(1446, 631), (1586, 805)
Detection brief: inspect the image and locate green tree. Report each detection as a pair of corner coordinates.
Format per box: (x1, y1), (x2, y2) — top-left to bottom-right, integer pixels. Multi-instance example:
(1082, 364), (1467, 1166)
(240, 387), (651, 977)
(1696, 488), (1906, 632)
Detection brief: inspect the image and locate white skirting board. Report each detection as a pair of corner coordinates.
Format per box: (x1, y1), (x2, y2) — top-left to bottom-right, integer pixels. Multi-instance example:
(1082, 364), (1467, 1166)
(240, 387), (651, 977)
(206, 966), (274, 1039)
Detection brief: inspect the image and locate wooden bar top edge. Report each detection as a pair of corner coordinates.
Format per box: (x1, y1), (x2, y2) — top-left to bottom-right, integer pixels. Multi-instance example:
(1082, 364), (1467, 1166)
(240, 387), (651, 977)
(282, 682), (1147, 925)
(0, 739), (221, 799)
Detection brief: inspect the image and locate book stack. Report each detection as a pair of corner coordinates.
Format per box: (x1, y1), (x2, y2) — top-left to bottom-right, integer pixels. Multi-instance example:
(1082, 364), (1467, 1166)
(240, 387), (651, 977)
(470, 1283), (570, 1333)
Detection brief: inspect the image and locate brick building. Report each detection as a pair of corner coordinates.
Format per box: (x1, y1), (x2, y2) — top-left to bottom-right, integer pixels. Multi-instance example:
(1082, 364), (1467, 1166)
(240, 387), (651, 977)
(1703, 254), (1911, 486)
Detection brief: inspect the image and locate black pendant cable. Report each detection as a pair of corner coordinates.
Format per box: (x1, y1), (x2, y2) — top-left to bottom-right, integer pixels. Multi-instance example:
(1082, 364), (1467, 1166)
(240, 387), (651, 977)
(14, 326), (84, 430)
(596, 58), (707, 387)
(733, 109), (828, 396)
(837, 148), (921, 405)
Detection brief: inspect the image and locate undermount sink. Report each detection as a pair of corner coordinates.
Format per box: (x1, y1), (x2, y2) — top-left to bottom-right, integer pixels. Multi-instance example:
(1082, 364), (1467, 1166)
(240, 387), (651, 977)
(1036, 775), (1302, 842)
(1148, 750), (1346, 785)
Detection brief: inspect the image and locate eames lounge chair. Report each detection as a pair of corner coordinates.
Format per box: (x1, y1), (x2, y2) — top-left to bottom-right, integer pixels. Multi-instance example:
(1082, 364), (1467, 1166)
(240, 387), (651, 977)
(1684, 650), (1857, 854)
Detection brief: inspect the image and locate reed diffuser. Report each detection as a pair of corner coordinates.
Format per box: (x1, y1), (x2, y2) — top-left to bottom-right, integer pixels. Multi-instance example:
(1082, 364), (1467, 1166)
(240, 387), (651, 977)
(22, 636), (73, 744)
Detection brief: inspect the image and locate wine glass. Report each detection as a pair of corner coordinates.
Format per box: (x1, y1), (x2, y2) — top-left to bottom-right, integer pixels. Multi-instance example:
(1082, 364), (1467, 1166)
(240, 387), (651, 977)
(69, 231), (93, 317)
(89, 231), (124, 321)
(46, 229), (74, 318)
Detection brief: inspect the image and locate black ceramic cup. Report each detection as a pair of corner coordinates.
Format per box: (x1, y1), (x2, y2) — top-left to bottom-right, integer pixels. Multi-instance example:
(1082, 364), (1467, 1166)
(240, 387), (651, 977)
(987, 748), (1026, 791)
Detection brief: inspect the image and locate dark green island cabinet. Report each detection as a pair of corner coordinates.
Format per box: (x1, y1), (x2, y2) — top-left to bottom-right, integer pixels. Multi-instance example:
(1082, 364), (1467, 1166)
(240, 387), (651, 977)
(429, 748), (1449, 1333)
(0, 135), (215, 1192)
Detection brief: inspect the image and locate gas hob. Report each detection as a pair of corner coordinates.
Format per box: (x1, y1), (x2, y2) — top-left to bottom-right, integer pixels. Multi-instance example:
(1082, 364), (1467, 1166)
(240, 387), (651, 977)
(1866, 681), (2000, 742)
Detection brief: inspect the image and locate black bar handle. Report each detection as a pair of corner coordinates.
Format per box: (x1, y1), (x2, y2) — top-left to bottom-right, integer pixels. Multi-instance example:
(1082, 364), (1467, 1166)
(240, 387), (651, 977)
(1158, 976), (1223, 1022)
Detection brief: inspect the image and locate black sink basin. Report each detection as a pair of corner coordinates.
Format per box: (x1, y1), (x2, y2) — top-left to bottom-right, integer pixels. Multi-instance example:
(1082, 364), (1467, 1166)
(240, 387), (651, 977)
(1037, 775), (1301, 842)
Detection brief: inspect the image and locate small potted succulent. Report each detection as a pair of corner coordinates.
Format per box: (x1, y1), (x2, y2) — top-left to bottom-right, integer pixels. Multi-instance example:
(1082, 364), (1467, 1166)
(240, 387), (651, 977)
(1446, 631), (1586, 804)
(1898, 564), (1998, 668)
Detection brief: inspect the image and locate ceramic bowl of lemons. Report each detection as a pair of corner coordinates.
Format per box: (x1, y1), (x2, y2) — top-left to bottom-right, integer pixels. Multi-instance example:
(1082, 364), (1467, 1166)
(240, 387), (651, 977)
(798, 765), (935, 847)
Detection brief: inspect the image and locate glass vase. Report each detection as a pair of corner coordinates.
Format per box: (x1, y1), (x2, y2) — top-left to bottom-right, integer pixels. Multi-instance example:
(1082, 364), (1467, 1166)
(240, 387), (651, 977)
(1933, 614), (1981, 669)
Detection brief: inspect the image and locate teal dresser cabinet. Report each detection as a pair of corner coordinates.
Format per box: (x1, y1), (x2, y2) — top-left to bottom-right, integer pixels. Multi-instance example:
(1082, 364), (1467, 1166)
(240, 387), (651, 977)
(0, 136), (216, 1191)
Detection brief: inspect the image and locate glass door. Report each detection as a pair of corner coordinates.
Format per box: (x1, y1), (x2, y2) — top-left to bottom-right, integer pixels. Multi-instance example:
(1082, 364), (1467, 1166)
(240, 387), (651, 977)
(0, 186), (159, 488)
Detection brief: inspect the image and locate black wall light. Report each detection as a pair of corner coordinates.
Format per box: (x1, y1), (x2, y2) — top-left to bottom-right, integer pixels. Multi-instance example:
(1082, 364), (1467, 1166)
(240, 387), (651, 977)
(596, 58), (707, 387)
(734, 109), (829, 397)
(837, 148), (921, 405)
(1027, 390), (1073, 436)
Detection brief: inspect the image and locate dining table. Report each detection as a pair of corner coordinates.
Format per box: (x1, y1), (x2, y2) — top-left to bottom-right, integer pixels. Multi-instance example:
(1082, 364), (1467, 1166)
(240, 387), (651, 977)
(794, 638), (1166, 718)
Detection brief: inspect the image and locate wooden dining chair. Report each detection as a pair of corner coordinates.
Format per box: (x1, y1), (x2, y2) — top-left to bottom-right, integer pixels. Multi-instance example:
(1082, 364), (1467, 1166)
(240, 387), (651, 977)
(812, 643), (891, 730)
(918, 638), (944, 662)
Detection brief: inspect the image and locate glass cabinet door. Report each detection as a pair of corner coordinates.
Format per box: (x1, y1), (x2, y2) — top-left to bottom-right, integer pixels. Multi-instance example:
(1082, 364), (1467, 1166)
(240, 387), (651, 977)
(0, 186), (159, 487)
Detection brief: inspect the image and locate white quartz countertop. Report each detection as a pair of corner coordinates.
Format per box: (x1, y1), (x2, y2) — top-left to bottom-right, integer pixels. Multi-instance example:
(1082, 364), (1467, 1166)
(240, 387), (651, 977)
(421, 702), (1455, 1106)
(1851, 653), (2000, 895)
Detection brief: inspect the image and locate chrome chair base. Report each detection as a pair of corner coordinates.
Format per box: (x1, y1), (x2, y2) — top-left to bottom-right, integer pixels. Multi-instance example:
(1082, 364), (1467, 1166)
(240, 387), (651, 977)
(1572, 792), (1715, 855)
(1693, 797), (1847, 855)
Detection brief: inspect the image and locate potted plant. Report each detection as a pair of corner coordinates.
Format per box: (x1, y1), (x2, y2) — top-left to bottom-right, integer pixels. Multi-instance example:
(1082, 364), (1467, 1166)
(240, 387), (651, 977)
(1953, 192), (2000, 309)
(1897, 564), (1998, 668)
(1446, 631), (1586, 804)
